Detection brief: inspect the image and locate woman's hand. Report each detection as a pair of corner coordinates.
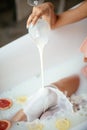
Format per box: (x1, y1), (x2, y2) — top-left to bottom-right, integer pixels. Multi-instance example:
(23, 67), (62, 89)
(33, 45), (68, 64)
(26, 2), (57, 29)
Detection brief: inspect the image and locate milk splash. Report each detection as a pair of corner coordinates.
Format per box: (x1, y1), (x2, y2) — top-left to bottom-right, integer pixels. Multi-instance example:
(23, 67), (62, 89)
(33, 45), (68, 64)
(29, 19), (50, 88)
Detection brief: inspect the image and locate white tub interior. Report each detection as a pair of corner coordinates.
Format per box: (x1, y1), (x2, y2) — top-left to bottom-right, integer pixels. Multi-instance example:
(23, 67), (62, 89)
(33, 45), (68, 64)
(0, 18), (87, 130)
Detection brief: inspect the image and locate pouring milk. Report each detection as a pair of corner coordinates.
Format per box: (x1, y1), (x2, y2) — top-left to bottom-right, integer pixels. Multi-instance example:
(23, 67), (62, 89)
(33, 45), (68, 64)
(28, 19), (50, 88)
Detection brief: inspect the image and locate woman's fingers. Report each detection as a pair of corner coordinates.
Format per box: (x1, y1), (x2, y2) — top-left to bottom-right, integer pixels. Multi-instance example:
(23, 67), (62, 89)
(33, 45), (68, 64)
(27, 14), (41, 27)
(27, 6), (44, 27)
(27, 14), (34, 27)
(32, 15), (40, 25)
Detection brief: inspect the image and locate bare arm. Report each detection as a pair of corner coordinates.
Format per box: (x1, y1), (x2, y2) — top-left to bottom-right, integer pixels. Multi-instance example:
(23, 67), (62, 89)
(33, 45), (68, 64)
(54, 0), (87, 29)
(27, 1), (87, 29)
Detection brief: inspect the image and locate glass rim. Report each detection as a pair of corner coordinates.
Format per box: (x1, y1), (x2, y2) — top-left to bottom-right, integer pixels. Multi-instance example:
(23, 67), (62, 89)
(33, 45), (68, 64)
(27, 0), (44, 6)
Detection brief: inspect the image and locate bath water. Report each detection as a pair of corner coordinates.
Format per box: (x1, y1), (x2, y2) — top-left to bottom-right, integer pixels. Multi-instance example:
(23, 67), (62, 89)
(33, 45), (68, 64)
(0, 77), (87, 130)
(0, 55), (87, 129)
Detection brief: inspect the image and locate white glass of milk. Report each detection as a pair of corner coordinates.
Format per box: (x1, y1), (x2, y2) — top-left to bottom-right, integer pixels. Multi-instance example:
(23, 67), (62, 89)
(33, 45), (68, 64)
(28, 19), (50, 49)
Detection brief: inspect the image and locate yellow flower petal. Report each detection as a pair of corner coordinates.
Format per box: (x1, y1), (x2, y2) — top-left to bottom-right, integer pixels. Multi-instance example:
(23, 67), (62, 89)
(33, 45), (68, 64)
(55, 118), (70, 130)
(28, 123), (44, 130)
(16, 96), (27, 104)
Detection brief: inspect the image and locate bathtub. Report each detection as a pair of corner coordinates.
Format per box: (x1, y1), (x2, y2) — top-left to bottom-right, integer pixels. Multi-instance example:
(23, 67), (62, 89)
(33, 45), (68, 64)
(0, 18), (87, 130)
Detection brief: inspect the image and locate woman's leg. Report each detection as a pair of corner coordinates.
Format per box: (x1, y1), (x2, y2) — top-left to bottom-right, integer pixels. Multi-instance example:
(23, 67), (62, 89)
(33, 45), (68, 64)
(11, 109), (27, 122)
(52, 75), (80, 97)
(11, 75), (80, 122)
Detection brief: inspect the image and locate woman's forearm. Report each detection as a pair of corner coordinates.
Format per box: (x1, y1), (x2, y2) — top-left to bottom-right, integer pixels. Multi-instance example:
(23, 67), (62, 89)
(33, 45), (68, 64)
(52, 1), (87, 29)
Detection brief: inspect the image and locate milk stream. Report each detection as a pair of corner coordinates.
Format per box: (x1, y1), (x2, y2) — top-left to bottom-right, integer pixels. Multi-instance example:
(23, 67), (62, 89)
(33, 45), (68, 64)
(38, 45), (44, 88)
(35, 35), (47, 89)
(37, 43), (49, 111)
(29, 19), (50, 111)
